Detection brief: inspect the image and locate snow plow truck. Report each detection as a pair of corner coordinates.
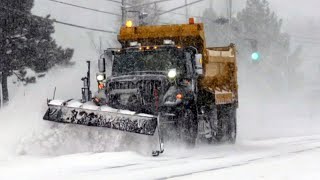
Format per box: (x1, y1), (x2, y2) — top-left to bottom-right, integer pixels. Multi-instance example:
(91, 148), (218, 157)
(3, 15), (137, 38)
(43, 19), (238, 156)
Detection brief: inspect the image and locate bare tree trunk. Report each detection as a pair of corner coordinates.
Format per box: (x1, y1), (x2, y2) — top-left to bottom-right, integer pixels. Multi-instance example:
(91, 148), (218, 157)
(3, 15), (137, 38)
(1, 71), (9, 105)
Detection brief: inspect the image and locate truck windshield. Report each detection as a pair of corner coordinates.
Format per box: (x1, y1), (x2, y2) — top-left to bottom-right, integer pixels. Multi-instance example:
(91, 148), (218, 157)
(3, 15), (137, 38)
(112, 49), (186, 76)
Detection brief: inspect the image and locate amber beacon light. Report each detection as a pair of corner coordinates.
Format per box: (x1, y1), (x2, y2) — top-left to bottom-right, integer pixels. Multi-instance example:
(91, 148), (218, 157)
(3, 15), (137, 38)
(189, 17), (195, 24)
(126, 20), (133, 28)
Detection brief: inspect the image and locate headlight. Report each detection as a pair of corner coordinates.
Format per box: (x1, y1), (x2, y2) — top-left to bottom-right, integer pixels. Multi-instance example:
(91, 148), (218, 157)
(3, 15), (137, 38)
(96, 74), (105, 81)
(168, 69), (177, 79)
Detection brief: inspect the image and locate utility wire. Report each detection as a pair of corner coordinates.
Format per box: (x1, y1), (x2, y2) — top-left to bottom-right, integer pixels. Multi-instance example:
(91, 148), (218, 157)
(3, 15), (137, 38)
(157, 0), (204, 16)
(0, 5), (117, 34)
(48, 0), (121, 16)
(49, 0), (218, 24)
(291, 37), (320, 44)
(121, 0), (217, 23)
(53, 20), (117, 34)
(47, 0), (174, 24)
(154, 0), (221, 23)
(101, 0), (122, 4)
(293, 40), (320, 44)
(290, 33), (320, 40)
(290, 34), (320, 46)
(126, 0), (174, 9)
(125, 0), (218, 23)
(292, 36), (320, 42)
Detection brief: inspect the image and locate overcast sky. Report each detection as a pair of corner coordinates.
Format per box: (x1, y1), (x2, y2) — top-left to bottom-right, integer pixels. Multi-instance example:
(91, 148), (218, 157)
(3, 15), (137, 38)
(230, 0), (320, 18)
(32, 0), (320, 64)
(198, 0), (319, 19)
(267, 0), (320, 18)
(157, 0), (320, 26)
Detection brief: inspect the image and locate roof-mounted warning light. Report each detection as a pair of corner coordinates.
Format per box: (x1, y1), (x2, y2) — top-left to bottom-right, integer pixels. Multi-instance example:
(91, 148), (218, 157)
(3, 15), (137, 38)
(126, 20), (133, 28)
(129, 41), (141, 47)
(164, 39), (175, 45)
(189, 17), (195, 24)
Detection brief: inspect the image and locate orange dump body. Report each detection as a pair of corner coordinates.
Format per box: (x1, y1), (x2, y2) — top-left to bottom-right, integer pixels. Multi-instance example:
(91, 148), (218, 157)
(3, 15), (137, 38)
(202, 45), (238, 105)
(118, 23), (206, 54)
(118, 23), (238, 105)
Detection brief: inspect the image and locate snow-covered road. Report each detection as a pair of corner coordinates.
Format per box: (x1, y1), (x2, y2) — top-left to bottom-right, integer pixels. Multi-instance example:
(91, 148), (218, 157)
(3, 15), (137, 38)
(1, 135), (320, 180)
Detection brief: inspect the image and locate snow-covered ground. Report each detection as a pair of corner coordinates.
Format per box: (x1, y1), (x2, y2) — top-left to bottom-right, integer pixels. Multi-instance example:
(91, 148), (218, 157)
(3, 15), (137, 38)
(1, 1), (320, 179)
(1, 135), (320, 180)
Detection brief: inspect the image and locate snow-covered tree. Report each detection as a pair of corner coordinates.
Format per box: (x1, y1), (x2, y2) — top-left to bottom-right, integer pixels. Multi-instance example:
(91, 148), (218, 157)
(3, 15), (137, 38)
(202, 0), (303, 95)
(236, 0), (289, 58)
(0, 0), (74, 105)
(234, 0), (295, 94)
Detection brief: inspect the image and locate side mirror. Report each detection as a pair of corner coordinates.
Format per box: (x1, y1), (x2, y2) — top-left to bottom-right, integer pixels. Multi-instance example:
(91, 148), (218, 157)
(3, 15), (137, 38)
(98, 58), (106, 73)
(195, 54), (203, 75)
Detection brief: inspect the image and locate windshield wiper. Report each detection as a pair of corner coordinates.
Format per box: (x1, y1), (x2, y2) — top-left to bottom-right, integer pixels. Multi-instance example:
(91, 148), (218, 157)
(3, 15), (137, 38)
(125, 71), (167, 75)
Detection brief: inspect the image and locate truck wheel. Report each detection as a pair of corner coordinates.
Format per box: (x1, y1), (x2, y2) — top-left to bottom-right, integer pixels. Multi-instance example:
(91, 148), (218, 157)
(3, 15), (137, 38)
(196, 105), (217, 144)
(177, 106), (197, 147)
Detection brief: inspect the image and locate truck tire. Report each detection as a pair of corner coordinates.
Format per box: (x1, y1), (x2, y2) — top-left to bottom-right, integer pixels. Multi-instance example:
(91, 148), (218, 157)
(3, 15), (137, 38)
(196, 105), (217, 144)
(215, 104), (237, 143)
(177, 106), (197, 147)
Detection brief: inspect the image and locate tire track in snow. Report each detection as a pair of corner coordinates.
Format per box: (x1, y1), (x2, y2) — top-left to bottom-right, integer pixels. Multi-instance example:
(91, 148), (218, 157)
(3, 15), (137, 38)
(76, 137), (320, 179)
(87, 163), (140, 172)
(159, 144), (320, 179)
(2, 136), (320, 180)
(110, 138), (320, 173)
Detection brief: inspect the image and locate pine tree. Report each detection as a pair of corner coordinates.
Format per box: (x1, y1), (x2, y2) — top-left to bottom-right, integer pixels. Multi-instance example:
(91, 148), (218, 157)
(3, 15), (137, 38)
(0, 0), (74, 105)
(202, 0), (302, 94)
(234, 0), (293, 94)
(236, 0), (289, 56)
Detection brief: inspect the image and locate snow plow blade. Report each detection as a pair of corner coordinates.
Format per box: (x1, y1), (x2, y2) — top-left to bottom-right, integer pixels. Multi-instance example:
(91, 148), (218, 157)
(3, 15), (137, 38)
(43, 100), (158, 136)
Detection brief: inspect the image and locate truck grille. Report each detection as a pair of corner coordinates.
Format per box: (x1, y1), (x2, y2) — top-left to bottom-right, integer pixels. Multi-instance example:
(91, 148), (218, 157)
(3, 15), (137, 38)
(109, 80), (163, 114)
(110, 80), (162, 92)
